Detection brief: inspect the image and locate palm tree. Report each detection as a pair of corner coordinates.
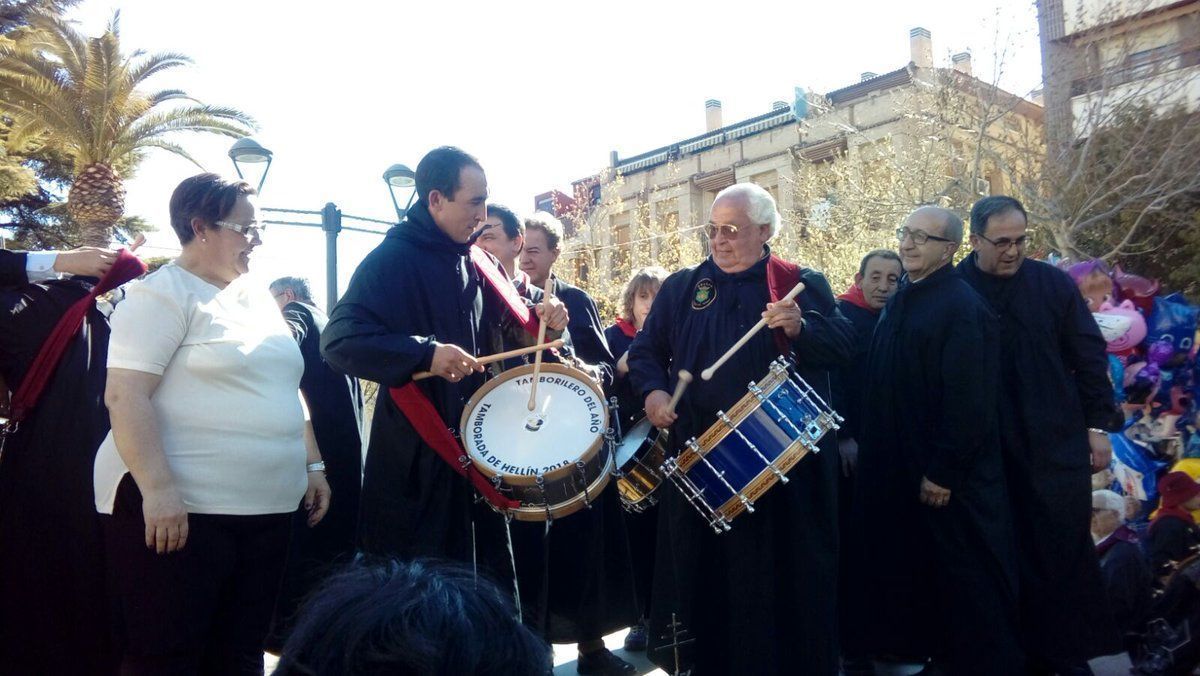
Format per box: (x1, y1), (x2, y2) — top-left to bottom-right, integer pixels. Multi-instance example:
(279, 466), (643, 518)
(0, 11), (256, 245)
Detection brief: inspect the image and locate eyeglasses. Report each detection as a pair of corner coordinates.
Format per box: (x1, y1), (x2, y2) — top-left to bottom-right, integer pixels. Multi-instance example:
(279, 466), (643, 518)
(704, 222), (766, 240)
(976, 232), (1029, 251)
(896, 226), (955, 245)
(215, 220), (265, 239)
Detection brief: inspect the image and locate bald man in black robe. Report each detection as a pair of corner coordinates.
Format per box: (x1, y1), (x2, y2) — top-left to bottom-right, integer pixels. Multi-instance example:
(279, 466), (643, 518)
(855, 206), (1022, 674)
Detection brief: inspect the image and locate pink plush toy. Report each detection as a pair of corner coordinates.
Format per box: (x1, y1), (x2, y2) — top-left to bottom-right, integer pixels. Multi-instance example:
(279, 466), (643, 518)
(1095, 300), (1148, 356)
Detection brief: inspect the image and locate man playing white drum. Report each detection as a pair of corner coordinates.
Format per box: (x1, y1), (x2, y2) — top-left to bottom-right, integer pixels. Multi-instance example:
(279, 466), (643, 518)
(321, 146), (567, 592)
(628, 183), (854, 675)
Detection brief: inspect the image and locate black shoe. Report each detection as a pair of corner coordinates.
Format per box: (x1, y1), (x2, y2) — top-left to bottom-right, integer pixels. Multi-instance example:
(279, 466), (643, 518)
(624, 621), (648, 651)
(577, 647), (636, 675)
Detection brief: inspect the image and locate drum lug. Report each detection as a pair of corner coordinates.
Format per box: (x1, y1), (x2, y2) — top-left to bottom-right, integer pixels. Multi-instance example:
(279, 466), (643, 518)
(535, 473), (553, 524)
(664, 457), (728, 534)
(608, 396), (624, 442)
(717, 410), (734, 431)
(577, 460), (594, 509)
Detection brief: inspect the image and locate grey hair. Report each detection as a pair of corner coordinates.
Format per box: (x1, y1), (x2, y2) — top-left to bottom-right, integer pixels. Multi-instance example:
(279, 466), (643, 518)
(713, 183), (781, 238)
(1092, 489), (1126, 524)
(269, 276), (313, 303)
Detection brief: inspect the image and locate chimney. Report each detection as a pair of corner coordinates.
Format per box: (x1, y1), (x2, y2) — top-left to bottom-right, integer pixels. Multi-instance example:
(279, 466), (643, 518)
(860, 72), (878, 82)
(909, 27), (933, 69)
(951, 51), (972, 76)
(609, 150), (618, 168)
(705, 99), (723, 132)
(771, 100), (789, 112)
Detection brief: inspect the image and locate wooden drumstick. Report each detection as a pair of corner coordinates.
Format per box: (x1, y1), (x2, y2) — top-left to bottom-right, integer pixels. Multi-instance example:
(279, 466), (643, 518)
(665, 370), (693, 416)
(412, 339), (564, 381)
(527, 277), (555, 411)
(700, 281), (806, 381)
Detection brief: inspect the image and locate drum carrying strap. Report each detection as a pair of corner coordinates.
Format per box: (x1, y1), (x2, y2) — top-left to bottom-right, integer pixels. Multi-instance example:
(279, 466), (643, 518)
(389, 384), (519, 512)
(765, 254), (803, 357)
(386, 245), (543, 512)
(2, 250), (146, 459)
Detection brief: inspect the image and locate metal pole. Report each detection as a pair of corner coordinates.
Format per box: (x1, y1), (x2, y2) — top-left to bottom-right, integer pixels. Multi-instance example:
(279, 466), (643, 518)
(321, 202), (342, 310)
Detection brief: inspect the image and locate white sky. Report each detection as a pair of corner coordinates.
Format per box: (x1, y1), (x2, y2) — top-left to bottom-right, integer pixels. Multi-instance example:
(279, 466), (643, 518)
(62, 0), (1044, 308)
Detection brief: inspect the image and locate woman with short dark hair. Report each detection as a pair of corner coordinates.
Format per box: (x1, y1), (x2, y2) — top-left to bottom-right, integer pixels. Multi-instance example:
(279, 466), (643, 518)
(95, 173), (331, 674)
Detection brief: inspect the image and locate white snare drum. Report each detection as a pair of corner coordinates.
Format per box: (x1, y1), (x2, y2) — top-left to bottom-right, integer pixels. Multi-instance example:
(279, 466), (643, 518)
(460, 363), (612, 521)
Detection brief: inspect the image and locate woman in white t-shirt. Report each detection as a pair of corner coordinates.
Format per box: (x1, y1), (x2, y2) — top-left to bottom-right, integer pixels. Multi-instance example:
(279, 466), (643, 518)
(95, 173), (331, 674)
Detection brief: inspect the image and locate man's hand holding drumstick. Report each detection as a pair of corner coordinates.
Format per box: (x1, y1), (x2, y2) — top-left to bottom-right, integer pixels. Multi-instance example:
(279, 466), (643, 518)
(645, 371), (692, 429)
(426, 290), (568, 384)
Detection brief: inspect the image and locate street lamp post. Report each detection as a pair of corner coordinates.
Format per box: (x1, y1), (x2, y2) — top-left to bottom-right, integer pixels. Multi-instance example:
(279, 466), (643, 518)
(382, 163), (416, 221)
(228, 139), (403, 311)
(228, 138), (273, 193)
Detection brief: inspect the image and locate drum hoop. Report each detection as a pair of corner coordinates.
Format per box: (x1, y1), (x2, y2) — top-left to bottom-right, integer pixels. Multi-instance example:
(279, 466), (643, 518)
(458, 362), (608, 485)
(715, 440), (810, 520)
(508, 451), (615, 521)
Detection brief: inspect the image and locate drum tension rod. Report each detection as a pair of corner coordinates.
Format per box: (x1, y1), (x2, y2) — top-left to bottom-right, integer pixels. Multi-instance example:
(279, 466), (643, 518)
(719, 411), (789, 484)
(536, 473), (553, 524)
(577, 460), (593, 508)
(691, 436), (755, 515)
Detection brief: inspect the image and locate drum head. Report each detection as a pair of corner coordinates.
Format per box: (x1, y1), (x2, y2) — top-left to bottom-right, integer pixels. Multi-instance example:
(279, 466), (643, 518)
(615, 418), (654, 467)
(460, 362), (607, 485)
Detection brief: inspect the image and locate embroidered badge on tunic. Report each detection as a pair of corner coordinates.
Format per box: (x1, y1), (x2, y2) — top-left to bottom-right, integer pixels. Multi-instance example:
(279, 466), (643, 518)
(692, 279), (715, 310)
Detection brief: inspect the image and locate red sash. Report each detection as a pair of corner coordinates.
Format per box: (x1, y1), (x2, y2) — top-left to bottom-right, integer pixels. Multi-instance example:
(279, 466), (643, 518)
(388, 245), (541, 511)
(7, 249), (146, 427)
(765, 255), (802, 356)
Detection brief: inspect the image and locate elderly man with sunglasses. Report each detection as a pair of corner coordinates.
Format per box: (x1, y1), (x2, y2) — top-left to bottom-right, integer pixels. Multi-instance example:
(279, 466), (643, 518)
(852, 205), (1023, 674)
(628, 182), (854, 675)
(958, 196), (1124, 673)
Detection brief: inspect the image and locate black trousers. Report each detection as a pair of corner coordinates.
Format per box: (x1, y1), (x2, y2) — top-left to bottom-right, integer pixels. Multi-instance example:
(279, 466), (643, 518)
(102, 475), (291, 676)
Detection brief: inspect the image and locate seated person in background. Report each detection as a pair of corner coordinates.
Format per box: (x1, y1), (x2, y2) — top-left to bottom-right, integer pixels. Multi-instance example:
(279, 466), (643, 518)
(272, 559), (551, 676)
(1146, 472), (1200, 584)
(1092, 489), (1152, 648)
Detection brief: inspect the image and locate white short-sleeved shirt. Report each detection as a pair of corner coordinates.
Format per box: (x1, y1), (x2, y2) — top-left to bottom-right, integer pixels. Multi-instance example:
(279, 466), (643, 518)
(94, 264), (308, 515)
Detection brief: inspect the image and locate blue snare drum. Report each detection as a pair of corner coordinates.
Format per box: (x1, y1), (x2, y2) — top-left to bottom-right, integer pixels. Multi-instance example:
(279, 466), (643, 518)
(661, 357), (842, 533)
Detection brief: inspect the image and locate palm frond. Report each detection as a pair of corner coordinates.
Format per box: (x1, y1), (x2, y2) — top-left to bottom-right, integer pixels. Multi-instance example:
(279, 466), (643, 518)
(135, 137), (204, 169)
(0, 13), (256, 175)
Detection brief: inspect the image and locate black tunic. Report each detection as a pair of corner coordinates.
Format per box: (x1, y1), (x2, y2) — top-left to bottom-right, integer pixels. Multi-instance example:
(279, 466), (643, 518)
(606, 322), (657, 620)
(1146, 516), (1200, 579)
(1096, 528), (1152, 644)
(267, 301), (363, 651)
(508, 280), (637, 644)
(829, 296), (879, 657)
(958, 255), (1122, 664)
(854, 264), (1023, 675)
(0, 249), (29, 287)
(320, 202), (525, 589)
(628, 251), (854, 675)
(0, 279), (116, 674)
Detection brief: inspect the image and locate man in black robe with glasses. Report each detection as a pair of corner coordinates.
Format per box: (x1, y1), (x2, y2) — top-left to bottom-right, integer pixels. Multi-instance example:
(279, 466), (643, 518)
(958, 195), (1123, 673)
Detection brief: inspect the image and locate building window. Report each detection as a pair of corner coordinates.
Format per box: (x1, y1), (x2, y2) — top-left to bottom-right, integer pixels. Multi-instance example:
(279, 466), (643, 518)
(590, 184), (602, 206)
(535, 198), (554, 214)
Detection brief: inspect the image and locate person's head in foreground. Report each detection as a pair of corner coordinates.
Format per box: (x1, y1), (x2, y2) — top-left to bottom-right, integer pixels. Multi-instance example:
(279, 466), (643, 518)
(273, 558), (551, 676)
